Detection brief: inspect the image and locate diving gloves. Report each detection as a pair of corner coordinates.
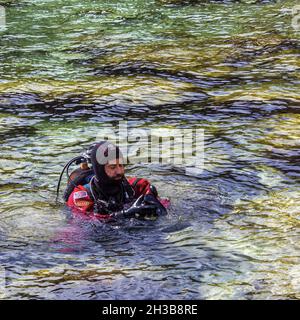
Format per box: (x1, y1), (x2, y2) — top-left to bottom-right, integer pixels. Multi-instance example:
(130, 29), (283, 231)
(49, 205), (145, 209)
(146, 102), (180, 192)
(113, 193), (167, 220)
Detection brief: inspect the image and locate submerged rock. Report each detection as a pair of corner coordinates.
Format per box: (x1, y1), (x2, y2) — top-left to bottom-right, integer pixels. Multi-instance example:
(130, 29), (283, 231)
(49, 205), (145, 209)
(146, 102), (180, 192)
(156, 0), (275, 5)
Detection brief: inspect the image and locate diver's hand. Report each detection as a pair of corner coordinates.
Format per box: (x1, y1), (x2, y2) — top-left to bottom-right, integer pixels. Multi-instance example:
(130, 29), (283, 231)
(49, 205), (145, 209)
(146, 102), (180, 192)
(123, 194), (158, 219)
(123, 204), (158, 219)
(111, 194), (167, 220)
(111, 206), (157, 219)
(143, 194), (167, 216)
(109, 195), (143, 219)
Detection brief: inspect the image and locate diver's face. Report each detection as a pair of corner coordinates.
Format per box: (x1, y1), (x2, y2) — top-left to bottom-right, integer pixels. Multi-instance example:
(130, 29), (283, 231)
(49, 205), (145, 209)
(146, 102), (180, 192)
(104, 158), (125, 181)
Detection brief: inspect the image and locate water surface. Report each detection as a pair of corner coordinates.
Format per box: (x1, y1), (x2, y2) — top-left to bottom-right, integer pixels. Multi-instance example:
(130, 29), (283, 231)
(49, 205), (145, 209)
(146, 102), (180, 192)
(0, 0), (299, 299)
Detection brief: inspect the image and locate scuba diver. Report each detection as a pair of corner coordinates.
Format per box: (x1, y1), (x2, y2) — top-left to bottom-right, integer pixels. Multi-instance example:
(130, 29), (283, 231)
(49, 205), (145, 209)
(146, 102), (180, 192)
(56, 141), (169, 222)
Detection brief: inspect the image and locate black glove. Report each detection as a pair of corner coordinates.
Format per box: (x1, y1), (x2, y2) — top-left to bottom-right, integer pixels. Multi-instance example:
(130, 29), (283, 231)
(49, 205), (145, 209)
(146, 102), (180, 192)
(112, 193), (167, 220)
(142, 194), (167, 216)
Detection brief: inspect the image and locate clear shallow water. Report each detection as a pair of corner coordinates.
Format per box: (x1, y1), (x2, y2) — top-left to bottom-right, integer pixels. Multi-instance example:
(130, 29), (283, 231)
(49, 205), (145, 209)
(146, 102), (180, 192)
(0, 0), (299, 299)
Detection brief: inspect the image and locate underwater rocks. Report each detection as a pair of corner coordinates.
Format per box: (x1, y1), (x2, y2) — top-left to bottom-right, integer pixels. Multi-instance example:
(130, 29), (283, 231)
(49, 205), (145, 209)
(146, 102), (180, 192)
(90, 60), (228, 89)
(0, 78), (208, 121)
(206, 99), (300, 117)
(0, 123), (37, 140)
(223, 37), (300, 67)
(0, 83), (299, 124)
(0, 92), (43, 107)
(0, 0), (29, 7)
(156, 0), (276, 5)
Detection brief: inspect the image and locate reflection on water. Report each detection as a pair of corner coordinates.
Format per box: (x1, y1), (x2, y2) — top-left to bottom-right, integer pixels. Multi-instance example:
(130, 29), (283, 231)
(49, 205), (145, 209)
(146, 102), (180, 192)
(0, 0), (299, 299)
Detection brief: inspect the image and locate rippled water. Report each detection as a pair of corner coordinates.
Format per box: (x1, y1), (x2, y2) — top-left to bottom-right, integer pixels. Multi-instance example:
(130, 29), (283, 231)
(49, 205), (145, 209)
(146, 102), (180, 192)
(0, 0), (299, 300)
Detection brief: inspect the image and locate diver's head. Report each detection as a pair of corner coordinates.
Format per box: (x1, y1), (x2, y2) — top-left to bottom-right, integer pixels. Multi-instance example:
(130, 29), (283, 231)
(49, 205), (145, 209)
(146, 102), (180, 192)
(90, 141), (125, 193)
